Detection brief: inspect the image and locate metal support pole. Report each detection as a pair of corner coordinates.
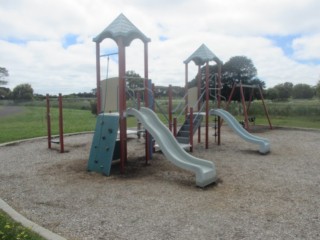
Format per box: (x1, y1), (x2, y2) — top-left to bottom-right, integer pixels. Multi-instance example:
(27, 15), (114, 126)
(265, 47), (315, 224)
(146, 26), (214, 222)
(173, 118), (177, 137)
(46, 94), (51, 149)
(258, 86), (273, 129)
(226, 82), (236, 110)
(144, 42), (150, 164)
(58, 93), (64, 153)
(185, 63), (188, 119)
(118, 38), (127, 173)
(217, 62), (222, 145)
(189, 107), (193, 152)
(197, 65), (201, 143)
(137, 91), (141, 139)
(240, 83), (249, 130)
(205, 62), (209, 149)
(95, 42), (101, 114)
(247, 87), (254, 112)
(168, 84), (173, 131)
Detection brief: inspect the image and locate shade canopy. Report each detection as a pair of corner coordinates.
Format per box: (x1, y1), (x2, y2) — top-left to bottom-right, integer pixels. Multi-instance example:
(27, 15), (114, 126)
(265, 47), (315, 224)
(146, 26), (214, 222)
(184, 44), (220, 65)
(93, 13), (150, 45)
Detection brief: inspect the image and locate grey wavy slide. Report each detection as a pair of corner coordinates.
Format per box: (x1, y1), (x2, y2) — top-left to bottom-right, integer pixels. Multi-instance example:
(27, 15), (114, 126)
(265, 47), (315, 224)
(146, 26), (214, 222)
(210, 108), (270, 154)
(127, 107), (217, 187)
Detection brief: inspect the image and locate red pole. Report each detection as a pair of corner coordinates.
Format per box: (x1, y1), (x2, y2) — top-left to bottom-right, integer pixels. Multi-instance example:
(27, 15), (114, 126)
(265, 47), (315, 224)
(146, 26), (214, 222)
(173, 118), (177, 137)
(185, 63), (188, 119)
(118, 38), (127, 173)
(152, 83), (155, 111)
(137, 91), (141, 139)
(46, 94), (51, 149)
(96, 42), (101, 114)
(168, 84), (172, 131)
(217, 62), (222, 145)
(144, 42), (150, 164)
(258, 86), (273, 129)
(197, 65), (201, 143)
(189, 107), (193, 152)
(240, 83), (249, 130)
(247, 87), (254, 112)
(226, 82), (236, 110)
(205, 62), (209, 149)
(58, 93), (64, 153)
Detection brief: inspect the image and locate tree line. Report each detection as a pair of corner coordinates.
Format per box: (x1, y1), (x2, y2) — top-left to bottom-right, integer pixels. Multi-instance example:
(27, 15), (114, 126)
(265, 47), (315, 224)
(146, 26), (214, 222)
(1, 60), (320, 102)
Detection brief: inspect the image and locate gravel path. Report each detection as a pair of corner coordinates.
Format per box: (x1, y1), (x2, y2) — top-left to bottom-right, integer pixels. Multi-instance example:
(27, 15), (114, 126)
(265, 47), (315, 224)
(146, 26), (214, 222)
(0, 127), (319, 240)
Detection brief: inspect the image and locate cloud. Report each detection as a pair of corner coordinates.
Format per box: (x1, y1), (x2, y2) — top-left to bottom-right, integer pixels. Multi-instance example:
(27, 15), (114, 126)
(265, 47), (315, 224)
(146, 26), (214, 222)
(1, 0), (320, 95)
(292, 34), (320, 62)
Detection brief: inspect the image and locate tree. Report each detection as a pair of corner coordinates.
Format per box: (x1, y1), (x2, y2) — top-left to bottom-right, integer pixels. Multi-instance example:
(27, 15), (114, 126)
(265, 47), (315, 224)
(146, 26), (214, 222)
(222, 56), (264, 86)
(0, 67), (9, 85)
(316, 80), (320, 99)
(265, 88), (278, 100)
(292, 83), (314, 99)
(0, 87), (11, 99)
(272, 82), (293, 100)
(12, 83), (34, 101)
(189, 56), (264, 101)
(125, 70), (144, 90)
(221, 56), (265, 101)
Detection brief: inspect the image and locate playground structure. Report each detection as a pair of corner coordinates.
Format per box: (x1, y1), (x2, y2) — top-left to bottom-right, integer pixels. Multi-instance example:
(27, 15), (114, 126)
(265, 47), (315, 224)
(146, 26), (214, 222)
(226, 82), (273, 130)
(46, 93), (64, 153)
(86, 13), (270, 187)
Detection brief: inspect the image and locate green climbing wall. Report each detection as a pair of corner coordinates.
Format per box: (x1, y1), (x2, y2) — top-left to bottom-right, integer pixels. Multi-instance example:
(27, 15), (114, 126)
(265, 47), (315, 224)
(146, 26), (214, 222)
(87, 113), (119, 176)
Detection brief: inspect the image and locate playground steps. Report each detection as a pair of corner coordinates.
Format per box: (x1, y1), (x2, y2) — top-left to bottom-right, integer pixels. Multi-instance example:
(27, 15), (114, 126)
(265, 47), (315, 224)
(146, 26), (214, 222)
(176, 113), (203, 144)
(87, 113), (120, 176)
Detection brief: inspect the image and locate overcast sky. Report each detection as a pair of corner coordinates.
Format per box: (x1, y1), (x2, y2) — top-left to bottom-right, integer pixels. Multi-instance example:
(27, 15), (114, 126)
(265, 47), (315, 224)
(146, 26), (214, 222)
(1, 0), (320, 95)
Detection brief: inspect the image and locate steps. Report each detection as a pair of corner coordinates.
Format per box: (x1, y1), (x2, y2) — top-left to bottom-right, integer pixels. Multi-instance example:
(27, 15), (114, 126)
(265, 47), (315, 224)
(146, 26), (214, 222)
(176, 113), (203, 144)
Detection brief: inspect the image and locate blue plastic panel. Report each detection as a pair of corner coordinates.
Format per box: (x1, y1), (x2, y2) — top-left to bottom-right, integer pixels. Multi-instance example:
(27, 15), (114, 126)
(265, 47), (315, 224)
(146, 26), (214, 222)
(87, 113), (119, 176)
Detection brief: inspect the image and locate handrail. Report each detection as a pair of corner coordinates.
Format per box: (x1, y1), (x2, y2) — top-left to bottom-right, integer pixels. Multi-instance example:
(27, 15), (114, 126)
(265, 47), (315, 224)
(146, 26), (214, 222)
(175, 90), (206, 125)
(126, 86), (170, 125)
(126, 87), (139, 109)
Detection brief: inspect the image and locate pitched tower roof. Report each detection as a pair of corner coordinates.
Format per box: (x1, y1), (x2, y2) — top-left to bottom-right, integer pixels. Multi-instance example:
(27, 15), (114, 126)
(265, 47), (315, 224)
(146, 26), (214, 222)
(184, 44), (220, 65)
(93, 13), (150, 45)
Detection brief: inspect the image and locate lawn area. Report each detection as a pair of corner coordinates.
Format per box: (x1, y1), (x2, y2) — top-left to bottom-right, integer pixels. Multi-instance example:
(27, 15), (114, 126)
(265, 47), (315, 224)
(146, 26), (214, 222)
(0, 106), (97, 144)
(0, 210), (45, 240)
(1, 105), (320, 144)
(0, 106), (139, 144)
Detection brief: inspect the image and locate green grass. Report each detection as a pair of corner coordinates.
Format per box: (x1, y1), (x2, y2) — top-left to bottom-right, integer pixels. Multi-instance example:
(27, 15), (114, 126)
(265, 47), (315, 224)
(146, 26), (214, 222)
(0, 210), (45, 240)
(0, 106), (139, 144)
(0, 106), (97, 143)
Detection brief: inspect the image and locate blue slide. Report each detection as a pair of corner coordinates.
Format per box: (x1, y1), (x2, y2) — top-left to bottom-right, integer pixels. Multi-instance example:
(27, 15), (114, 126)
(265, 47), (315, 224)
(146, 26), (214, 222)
(127, 107), (217, 187)
(210, 109), (270, 154)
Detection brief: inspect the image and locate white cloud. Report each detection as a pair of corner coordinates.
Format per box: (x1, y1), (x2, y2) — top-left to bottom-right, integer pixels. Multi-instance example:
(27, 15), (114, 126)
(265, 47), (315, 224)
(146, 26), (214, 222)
(1, 0), (320, 95)
(292, 34), (320, 61)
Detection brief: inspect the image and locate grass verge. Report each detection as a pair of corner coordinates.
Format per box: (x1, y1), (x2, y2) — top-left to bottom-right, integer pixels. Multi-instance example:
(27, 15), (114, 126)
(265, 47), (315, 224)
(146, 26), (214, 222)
(0, 210), (45, 240)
